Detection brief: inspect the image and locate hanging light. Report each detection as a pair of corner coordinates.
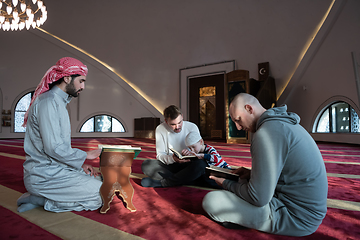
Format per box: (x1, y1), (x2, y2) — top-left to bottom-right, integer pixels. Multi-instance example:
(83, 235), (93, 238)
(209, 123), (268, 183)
(0, 0), (47, 31)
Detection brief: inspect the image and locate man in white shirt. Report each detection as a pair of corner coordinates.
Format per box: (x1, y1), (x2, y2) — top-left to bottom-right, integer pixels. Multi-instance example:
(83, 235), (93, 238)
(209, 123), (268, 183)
(141, 105), (215, 188)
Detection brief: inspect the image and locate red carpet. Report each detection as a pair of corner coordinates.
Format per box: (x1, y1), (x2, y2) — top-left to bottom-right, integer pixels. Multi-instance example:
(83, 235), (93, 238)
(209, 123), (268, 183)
(327, 177), (360, 202)
(0, 138), (359, 239)
(0, 206), (61, 240)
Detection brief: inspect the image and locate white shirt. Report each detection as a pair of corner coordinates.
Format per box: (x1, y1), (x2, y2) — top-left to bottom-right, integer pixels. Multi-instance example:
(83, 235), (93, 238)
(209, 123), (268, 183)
(155, 121), (200, 164)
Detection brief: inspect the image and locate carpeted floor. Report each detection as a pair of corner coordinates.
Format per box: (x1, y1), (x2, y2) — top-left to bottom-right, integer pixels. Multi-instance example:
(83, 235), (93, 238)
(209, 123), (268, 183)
(0, 138), (359, 240)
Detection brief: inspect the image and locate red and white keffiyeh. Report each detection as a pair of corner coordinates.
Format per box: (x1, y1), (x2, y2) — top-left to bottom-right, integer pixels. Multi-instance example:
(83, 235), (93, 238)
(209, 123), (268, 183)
(22, 57), (88, 127)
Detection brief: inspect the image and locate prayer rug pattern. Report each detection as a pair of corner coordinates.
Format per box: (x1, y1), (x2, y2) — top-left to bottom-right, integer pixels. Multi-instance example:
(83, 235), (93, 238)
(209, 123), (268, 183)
(0, 138), (359, 240)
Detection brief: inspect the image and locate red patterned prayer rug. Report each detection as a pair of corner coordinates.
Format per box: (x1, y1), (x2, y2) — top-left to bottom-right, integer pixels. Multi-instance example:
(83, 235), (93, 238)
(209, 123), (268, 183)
(0, 138), (359, 239)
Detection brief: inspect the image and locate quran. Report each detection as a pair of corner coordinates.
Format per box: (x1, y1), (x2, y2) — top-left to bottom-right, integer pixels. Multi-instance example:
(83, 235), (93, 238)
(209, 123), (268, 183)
(98, 145), (142, 158)
(205, 165), (239, 181)
(169, 148), (197, 160)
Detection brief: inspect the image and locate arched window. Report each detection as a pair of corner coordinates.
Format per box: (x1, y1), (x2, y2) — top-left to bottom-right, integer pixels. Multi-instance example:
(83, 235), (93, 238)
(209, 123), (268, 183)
(14, 91), (34, 133)
(314, 101), (360, 133)
(80, 115), (125, 132)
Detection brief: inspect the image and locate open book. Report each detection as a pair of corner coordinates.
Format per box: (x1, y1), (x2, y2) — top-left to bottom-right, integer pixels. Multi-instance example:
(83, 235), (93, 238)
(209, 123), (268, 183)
(205, 165), (239, 181)
(98, 144), (141, 149)
(169, 148), (197, 160)
(98, 145), (142, 158)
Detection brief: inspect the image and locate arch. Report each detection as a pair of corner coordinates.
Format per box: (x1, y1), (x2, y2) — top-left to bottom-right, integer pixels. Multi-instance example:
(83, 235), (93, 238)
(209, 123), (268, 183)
(78, 113), (126, 133)
(12, 88), (72, 133)
(12, 88), (35, 133)
(312, 95), (360, 133)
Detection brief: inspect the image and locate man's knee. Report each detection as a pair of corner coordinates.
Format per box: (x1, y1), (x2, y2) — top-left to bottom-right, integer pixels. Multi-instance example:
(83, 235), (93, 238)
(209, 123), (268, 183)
(141, 159), (155, 175)
(141, 159), (165, 180)
(202, 191), (227, 222)
(202, 191), (224, 213)
(203, 190), (272, 232)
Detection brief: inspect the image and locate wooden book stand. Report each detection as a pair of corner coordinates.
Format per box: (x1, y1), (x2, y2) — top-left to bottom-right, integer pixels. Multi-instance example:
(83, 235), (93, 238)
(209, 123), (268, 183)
(99, 145), (141, 214)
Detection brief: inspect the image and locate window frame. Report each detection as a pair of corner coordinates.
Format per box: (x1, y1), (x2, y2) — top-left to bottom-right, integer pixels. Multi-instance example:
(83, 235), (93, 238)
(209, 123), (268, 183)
(13, 91), (34, 133)
(313, 100), (359, 134)
(79, 114), (125, 133)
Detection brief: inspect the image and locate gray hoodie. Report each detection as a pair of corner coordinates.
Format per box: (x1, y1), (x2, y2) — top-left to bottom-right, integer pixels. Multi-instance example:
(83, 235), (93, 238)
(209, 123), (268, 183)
(223, 105), (328, 235)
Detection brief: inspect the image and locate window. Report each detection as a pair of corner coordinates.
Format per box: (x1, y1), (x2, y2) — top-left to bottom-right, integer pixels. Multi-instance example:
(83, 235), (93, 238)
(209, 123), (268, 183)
(14, 91), (34, 133)
(80, 115), (125, 133)
(314, 101), (360, 133)
(14, 92), (125, 133)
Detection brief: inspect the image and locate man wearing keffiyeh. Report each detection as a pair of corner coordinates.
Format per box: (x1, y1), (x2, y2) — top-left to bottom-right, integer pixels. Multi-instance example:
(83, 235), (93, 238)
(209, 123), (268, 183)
(17, 57), (103, 213)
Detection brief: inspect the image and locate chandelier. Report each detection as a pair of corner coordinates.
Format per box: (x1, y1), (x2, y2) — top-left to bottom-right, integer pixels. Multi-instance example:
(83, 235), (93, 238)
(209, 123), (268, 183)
(0, 0), (47, 31)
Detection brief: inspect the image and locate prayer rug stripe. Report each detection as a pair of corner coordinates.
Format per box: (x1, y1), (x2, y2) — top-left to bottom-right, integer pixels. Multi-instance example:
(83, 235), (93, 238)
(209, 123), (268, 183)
(0, 185), (145, 240)
(0, 152), (26, 160)
(1, 138), (359, 240)
(0, 205), (62, 240)
(2, 152), (360, 181)
(327, 199), (360, 211)
(0, 183), (359, 240)
(327, 173), (360, 179)
(324, 161), (360, 165)
(327, 177), (360, 202)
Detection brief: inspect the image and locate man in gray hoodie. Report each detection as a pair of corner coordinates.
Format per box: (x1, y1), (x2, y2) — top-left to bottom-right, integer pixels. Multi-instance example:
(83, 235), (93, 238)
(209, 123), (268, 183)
(202, 93), (328, 236)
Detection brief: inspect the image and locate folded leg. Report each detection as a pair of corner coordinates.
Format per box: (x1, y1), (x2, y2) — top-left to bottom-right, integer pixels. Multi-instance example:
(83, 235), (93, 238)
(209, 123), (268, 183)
(17, 192), (45, 212)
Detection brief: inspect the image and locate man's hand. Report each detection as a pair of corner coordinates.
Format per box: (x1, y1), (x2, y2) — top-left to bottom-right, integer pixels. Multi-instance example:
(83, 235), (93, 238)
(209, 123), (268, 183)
(232, 167), (251, 180)
(172, 154), (191, 163)
(181, 149), (204, 159)
(209, 175), (225, 187)
(86, 149), (102, 160)
(82, 164), (100, 177)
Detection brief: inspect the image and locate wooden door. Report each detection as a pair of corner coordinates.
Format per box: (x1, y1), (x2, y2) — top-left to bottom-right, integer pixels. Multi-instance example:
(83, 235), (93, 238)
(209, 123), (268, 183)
(188, 74), (225, 140)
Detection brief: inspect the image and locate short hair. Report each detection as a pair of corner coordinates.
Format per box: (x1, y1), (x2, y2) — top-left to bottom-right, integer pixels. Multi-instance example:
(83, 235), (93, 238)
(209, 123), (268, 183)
(163, 105), (182, 120)
(231, 93), (260, 109)
(49, 74), (81, 89)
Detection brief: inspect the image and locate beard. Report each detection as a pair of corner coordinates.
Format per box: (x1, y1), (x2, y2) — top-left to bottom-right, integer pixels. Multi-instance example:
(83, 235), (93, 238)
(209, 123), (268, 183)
(65, 80), (81, 98)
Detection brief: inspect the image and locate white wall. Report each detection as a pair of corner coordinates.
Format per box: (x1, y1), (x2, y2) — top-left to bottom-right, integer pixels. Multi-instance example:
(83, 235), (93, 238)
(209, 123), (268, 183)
(0, 29), (162, 138)
(1, 0), (359, 144)
(278, 0), (360, 144)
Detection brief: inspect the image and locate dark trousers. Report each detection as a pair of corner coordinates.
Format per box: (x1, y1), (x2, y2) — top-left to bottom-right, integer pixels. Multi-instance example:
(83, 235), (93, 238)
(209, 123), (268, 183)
(141, 159), (221, 188)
